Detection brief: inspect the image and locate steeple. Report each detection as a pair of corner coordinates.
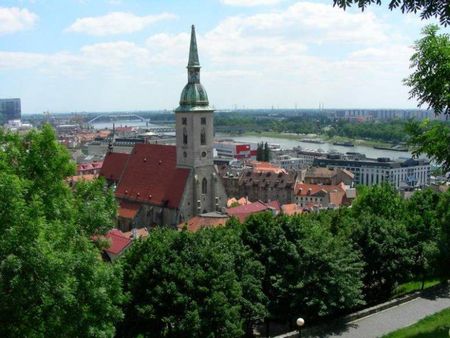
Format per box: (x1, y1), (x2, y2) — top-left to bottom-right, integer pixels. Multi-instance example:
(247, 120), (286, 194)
(188, 25), (200, 69)
(176, 25), (211, 111)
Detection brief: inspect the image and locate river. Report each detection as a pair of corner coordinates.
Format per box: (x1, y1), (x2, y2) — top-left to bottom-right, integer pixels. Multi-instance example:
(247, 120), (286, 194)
(216, 134), (413, 160)
(92, 120), (413, 160)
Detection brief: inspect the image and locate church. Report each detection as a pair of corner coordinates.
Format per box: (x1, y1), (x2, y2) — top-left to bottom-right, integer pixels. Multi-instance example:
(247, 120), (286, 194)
(100, 25), (228, 230)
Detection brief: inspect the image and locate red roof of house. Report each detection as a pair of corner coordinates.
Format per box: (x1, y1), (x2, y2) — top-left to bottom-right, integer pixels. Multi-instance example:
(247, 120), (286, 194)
(296, 183), (347, 207)
(104, 229), (132, 255)
(226, 200), (280, 222)
(296, 182), (346, 196)
(100, 152), (130, 182)
(115, 144), (190, 209)
(118, 200), (141, 219)
(77, 161), (103, 173)
(177, 214), (230, 232)
(281, 203), (303, 216)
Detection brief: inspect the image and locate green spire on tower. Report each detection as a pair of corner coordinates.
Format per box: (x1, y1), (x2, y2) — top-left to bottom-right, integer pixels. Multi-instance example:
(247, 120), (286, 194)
(188, 25), (200, 68)
(175, 25), (212, 112)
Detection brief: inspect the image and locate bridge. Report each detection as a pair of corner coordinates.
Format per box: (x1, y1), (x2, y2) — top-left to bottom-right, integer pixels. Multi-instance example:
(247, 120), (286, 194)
(143, 127), (175, 133)
(87, 113), (148, 125)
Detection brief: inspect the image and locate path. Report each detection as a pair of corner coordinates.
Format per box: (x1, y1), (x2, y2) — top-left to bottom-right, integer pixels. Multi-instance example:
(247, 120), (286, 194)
(313, 285), (450, 338)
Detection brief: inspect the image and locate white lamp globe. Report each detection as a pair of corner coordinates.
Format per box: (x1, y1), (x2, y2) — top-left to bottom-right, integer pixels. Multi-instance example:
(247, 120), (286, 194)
(296, 317), (305, 327)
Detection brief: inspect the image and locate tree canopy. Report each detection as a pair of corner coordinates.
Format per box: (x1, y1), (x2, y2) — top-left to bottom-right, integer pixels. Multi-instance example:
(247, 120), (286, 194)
(333, 0), (450, 26)
(404, 25), (450, 116)
(0, 125), (123, 338)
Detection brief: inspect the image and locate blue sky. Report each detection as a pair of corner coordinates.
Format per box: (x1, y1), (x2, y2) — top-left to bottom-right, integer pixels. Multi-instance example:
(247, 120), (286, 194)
(0, 0), (447, 113)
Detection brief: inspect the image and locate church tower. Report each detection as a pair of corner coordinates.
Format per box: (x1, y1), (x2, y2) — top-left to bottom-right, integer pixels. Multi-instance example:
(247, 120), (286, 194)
(175, 25), (226, 216)
(175, 25), (213, 168)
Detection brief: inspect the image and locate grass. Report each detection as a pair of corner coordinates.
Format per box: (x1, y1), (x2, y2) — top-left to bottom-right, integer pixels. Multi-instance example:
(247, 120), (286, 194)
(394, 278), (443, 298)
(382, 307), (450, 338)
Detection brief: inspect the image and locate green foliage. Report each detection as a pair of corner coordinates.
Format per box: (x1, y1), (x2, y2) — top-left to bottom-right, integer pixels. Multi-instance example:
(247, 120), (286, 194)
(256, 142), (272, 161)
(332, 0), (450, 26)
(215, 112), (420, 144)
(120, 227), (267, 338)
(406, 119), (450, 170)
(73, 177), (117, 236)
(0, 125), (123, 338)
(394, 278), (441, 297)
(404, 25), (450, 115)
(352, 183), (405, 220)
(405, 189), (441, 282)
(350, 213), (414, 302)
(240, 212), (364, 322)
(326, 119), (409, 144)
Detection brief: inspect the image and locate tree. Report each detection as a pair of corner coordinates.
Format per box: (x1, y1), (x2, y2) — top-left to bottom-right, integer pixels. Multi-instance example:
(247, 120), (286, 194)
(350, 213), (414, 302)
(256, 142), (264, 161)
(406, 119), (450, 171)
(403, 25), (450, 169)
(263, 142), (271, 162)
(0, 126), (123, 337)
(404, 25), (450, 116)
(351, 183), (405, 221)
(405, 189), (441, 288)
(120, 227), (266, 338)
(240, 213), (364, 325)
(73, 177), (117, 236)
(333, 0), (450, 26)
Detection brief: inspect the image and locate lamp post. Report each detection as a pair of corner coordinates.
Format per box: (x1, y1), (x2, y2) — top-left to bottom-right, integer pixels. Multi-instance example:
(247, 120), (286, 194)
(296, 317), (305, 338)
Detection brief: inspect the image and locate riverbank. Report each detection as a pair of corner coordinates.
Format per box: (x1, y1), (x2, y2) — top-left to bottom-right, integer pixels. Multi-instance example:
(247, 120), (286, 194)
(223, 131), (398, 149)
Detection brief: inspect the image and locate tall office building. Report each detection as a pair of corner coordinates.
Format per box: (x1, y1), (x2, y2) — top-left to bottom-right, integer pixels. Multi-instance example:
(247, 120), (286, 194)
(0, 98), (21, 123)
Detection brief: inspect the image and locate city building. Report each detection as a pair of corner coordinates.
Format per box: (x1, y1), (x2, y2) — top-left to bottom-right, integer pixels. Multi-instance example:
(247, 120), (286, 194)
(303, 167), (354, 186)
(272, 154), (309, 171)
(219, 161), (297, 205)
(100, 25), (227, 230)
(313, 154), (430, 189)
(295, 182), (355, 209)
(214, 140), (257, 160)
(0, 98), (21, 123)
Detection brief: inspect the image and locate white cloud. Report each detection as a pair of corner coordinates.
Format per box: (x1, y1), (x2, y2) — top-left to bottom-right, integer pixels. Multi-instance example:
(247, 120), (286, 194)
(221, 0), (283, 6)
(0, 7), (38, 35)
(66, 12), (176, 36)
(0, 1), (420, 110)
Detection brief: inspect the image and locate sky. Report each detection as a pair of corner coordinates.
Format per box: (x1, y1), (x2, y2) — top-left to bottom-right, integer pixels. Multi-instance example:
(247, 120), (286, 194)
(0, 0), (448, 114)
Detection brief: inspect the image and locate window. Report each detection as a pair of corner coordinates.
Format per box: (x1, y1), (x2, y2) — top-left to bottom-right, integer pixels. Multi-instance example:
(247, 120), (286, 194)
(201, 127), (206, 145)
(201, 117), (206, 125)
(183, 128), (188, 145)
(182, 117), (187, 125)
(202, 178), (207, 194)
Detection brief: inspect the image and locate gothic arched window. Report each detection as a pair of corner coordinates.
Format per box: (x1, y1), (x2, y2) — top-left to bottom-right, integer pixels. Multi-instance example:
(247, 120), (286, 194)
(202, 178), (207, 194)
(200, 127), (206, 145)
(183, 127), (188, 145)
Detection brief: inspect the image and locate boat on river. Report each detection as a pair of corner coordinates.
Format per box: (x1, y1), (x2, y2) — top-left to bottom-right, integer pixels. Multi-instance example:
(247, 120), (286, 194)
(332, 141), (354, 147)
(300, 138), (325, 144)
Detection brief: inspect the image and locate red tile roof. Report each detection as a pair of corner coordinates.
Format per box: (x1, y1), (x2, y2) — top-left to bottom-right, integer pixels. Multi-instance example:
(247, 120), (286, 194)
(77, 161), (103, 173)
(226, 200), (280, 222)
(118, 200), (141, 219)
(296, 182), (346, 196)
(281, 203), (303, 216)
(296, 183), (347, 207)
(100, 152), (129, 182)
(104, 229), (132, 255)
(115, 144), (190, 209)
(250, 161), (287, 174)
(177, 214), (229, 232)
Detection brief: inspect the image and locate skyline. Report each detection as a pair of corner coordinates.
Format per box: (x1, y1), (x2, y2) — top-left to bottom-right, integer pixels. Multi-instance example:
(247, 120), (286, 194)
(0, 0), (448, 114)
